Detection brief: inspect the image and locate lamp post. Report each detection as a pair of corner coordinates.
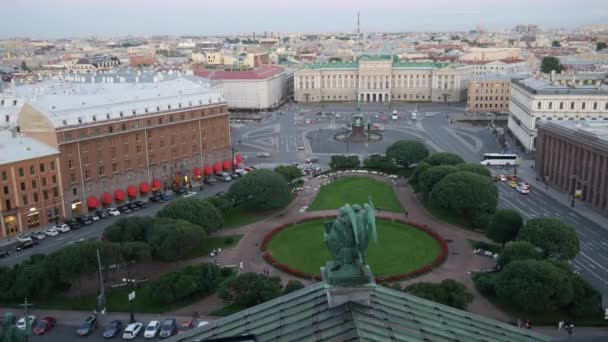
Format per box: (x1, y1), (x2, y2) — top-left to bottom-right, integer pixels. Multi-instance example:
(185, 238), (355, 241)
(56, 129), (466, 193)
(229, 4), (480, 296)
(123, 262), (136, 323)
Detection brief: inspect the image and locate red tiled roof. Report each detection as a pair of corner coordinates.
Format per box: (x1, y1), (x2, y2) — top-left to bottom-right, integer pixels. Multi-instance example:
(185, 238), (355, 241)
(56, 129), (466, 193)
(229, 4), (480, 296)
(194, 66), (284, 80)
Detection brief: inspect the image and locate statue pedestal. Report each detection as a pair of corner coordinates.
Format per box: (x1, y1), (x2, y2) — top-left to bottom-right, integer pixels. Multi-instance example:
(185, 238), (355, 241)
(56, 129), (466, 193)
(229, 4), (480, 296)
(321, 263), (375, 308)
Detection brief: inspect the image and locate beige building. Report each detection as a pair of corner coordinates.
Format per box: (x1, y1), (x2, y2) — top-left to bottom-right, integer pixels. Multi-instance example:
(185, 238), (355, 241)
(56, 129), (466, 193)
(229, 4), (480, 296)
(467, 75), (513, 113)
(460, 48), (522, 62)
(294, 55), (473, 103)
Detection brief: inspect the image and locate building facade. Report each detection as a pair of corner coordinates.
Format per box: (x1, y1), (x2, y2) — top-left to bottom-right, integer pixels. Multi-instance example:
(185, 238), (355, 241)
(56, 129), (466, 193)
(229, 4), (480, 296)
(5, 77), (231, 220)
(294, 56), (473, 103)
(467, 75), (520, 113)
(535, 121), (608, 215)
(0, 130), (64, 238)
(508, 75), (608, 150)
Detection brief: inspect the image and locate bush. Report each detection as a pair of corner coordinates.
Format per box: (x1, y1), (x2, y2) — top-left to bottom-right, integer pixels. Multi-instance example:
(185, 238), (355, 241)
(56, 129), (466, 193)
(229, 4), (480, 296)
(386, 140), (430, 168)
(103, 216), (156, 242)
(516, 218), (579, 260)
(274, 165), (303, 182)
(409, 162), (431, 191)
(149, 263), (223, 304)
(228, 169), (291, 210)
(424, 152), (464, 166)
(329, 155), (360, 170)
(218, 273), (282, 308)
(429, 171), (498, 217)
(497, 241), (540, 268)
(485, 209), (523, 246)
(363, 155), (398, 173)
(205, 195), (234, 214)
(405, 279), (473, 310)
(157, 197), (223, 233)
(457, 163), (492, 178)
(472, 273), (497, 296)
(284, 280), (305, 294)
(146, 218), (206, 262)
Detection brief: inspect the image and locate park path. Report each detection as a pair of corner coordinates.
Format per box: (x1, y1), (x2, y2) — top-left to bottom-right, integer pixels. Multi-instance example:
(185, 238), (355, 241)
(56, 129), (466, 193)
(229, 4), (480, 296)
(170, 173), (508, 322)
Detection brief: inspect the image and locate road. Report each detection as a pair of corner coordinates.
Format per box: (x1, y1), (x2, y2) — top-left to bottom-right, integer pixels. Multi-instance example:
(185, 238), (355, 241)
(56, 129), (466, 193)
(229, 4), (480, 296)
(0, 182), (231, 268)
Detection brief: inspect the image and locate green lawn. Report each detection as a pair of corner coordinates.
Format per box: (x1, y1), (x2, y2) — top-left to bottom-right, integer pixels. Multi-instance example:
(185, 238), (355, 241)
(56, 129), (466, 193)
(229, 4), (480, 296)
(267, 219), (441, 277)
(223, 207), (274, 228)
(183, 234), (243, 259)
(307, 177), (403, 212)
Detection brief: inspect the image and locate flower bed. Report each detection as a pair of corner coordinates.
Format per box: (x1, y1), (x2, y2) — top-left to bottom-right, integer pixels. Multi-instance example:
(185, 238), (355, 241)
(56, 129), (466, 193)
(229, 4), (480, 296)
(259, 215), (448, 282)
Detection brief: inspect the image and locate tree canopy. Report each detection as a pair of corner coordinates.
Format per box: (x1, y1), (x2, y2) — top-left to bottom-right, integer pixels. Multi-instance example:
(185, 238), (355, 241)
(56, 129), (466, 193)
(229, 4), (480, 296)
(146, 218), (206, 262)
(540, 56), (564, 74)
(274, 165), (303, 182)
(457, 163), (492, 178)
(596, 42), (607, 51)
(405, 279), (473, 310)
(516, 218), (579, 260)
(386, 140), (430, 168)
(228, 169), (291, 209)
(417, 165), (459, 197)
(149, 263), (225, 304)
(103, 216), (155, 242)
(496, 241), (540, 268)
(363, 155), (397, 173)
(329, 155), (360, 170)
(218, 273), (282, 308)
(429, 171), (498, 216)
(424, 152), (465, 167)
(157, 197), (223, 233)
(485, 209), (523, 246)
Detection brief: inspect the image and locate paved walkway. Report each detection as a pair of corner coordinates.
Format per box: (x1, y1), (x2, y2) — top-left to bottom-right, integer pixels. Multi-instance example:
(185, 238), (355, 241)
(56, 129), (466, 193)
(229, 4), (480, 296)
(174, 172), (508, 321)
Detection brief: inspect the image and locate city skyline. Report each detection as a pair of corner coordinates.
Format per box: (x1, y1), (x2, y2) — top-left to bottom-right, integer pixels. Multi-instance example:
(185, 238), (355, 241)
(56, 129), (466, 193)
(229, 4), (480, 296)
(1, 0), (608, 38)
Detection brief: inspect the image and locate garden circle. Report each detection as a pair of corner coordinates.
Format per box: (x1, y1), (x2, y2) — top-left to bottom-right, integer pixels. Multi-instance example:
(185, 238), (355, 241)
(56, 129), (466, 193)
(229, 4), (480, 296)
(262, 218), (448, 281)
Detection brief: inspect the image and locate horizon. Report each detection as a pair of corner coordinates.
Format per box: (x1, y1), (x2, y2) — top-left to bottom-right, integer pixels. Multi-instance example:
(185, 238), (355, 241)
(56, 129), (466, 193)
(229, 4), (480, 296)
(1, 0), (608, 39)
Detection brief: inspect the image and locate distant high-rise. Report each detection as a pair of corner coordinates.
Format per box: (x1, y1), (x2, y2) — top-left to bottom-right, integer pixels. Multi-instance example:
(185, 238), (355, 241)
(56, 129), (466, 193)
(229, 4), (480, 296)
(357, 11), (360, 37)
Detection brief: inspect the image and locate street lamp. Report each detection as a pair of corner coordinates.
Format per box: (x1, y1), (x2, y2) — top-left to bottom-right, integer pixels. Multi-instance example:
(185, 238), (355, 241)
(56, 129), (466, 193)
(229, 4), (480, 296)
(122, 275), (136, 323)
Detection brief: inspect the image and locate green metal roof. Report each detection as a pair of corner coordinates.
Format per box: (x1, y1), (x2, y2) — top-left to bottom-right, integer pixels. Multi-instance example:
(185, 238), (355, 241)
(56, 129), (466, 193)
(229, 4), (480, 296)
(170, 282), (551, 342)
(393, 62), (449, 69)
(308, 62), (358, 69)
(306, 60), (449, 70)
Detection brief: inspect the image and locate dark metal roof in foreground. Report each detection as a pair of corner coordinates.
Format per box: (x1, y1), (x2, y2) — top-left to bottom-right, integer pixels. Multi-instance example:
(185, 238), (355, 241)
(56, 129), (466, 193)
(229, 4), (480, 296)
(169, 282), (552, 342)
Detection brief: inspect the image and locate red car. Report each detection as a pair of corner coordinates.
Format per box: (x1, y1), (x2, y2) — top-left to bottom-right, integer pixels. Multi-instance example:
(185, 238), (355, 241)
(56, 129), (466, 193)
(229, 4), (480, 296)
(33, 317), (56, 335)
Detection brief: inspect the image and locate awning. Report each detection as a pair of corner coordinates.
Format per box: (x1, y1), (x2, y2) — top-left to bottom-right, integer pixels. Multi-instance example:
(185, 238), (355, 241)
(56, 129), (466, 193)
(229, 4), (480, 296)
(101, 192), (113, 205)
(127, 185), (137, 198)
(139, 182), (150, 193)
(223, 160), (231, 170)
(235, 153), (244, 164)
(213, 162), (222, 173)
(204, 165), (213, 176)
(114, 189), (126, 202)
(151, 179), (161, 190)
(86, 196), (98, 209)
(193, 167), (202, 178)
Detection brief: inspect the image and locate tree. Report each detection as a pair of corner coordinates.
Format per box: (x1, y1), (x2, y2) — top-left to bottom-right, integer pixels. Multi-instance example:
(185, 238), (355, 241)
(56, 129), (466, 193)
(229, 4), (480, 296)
(429, 171), (498, 217)
(552, 40), (561, 47)
(405, 279), (473, 310)
(485, 209), (523, 246)
(20, 61), (28, 72)
(424, 152), (464, 167)
(329, 155), (360, 170)
(146, 218), (206, 262)
(274, 165), (302, 182)
(386, 140), (430, 168)
(103, 216), (155, 242)
(149, 263), (223, 304)
(205, 195), (233, 214)
(157, 197), (223, 233)
(228, 169), (291, 209)
(457, 163), (491, 178)
(218, 273), (282, 308)
(409, 161), (432, 191)
(516, 218), (579, 260)
(596, 42), (607, 51)
(495, 260), (573, 312)
(417, 165), (459, 197)
(568, 274), (602, 317)
(497, 241), (540, 268)
(284, 280), (305, 294)
(363, 155), (397, 173)
(540, 56), (564, 74)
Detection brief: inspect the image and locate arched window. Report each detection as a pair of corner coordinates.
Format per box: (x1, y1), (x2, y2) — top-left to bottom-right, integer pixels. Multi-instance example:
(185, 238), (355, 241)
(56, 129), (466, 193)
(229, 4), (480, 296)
(582, 102), (586, 110)
(559, 102), (564, 110)
(1, 171), (6, 181)
(548, 102), (553, 110)
(570, 102), (575, 110)
(537, 102), (542, 109)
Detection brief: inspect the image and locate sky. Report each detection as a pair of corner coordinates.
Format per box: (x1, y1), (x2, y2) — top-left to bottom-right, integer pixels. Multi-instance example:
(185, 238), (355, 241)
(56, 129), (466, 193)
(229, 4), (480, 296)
(1, 0), (608, 38)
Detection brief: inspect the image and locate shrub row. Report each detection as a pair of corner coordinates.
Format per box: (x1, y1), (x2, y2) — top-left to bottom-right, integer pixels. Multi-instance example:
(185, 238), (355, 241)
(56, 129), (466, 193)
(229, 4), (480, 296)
(259, 217), (449, 283)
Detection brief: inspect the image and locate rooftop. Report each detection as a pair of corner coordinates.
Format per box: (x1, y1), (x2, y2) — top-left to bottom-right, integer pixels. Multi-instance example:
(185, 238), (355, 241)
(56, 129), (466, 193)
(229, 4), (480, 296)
(0, 130), (59, 164)
(170, 282), (550, 342)
(471, 73), (529, 81)
(541, 120), (608, 142)
(194, 66), (285, 80)
(514, 77), (608, 95)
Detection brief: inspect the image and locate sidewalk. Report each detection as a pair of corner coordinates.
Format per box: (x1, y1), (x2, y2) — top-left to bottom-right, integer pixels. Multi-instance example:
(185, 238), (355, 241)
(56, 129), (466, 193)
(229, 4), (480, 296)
(516, 158), (608, 231)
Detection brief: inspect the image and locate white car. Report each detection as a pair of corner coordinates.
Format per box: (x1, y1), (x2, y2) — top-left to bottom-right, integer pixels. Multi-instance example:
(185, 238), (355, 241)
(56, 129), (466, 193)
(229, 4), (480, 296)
(183, 191), (197, 198)
(305, 119), (311, 124)
(122, 322), (143, 340)
(31, 232), (46, 240)
(257, 152), (271, 158)
(16, 315), (36, 330)
(91, 215), (100, 222)
(143, 320), (160, 338)
(516, 186), (530, 194)
(53, 224), (71, 233)
(297, 145), (305, 151)
(335, 113), (341, 118)
(107, 208), (121, 216)
(196, 321), (209, 328)
(16, 234), (32, 243)
(44, 228), (59, 237)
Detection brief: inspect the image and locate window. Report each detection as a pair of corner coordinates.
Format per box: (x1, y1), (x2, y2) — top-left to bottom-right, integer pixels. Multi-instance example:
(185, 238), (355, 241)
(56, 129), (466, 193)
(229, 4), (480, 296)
(98, 166), (104, 176)
(52, 175), (57, 184)
(136, 145), (142, 153)
(570, 102), (575, 109)
(109, 126), (113, 133)
(53, 187), (58, 198)
(548, 102), (553, 110)
(582, 102), (586, 110)
(22, 195), (28, 206)
(537, 102), (541, 109)
(20, 182), (25, 191)
(559, 102), (564, 110)
(68, 160), (73, 169)
(84, 169), (90, 179)
(70, 173), (76, 183)
(50, 161), (55, 170)
(43, 190), (48, 201)
(112, 163), (118, 173)
(31, 180), (37, 189)
(29, 165), (35, 175)
(111, 147), (117, 159)
(41, 177), (47, 186)
(3, 186), (8, 195)
(72, 188), (77, 195)
(33, 193), (39, 203)
(1, 171), (6, 181)
(593, 102), (598, 110)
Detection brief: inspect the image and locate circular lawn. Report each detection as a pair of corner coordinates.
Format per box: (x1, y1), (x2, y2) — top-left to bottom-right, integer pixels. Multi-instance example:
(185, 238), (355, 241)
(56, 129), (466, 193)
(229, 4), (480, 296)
(266, 219), (442, 278)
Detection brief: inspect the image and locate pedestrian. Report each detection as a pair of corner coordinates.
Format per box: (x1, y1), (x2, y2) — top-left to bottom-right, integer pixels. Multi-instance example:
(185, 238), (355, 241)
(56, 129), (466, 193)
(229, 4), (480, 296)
(405, 211), (408, 219)
(525, 320), (531, 329)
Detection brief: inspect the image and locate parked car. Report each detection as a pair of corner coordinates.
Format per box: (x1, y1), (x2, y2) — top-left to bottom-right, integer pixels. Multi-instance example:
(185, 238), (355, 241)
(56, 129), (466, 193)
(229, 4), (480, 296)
(159, 193), (172, 202)
(127, 203), (139, 211)
(196, 321), (209, 328)
(516, 186), (530, 194)
(16, 315), (36, 330)
(230, 173), (240, 179)
(90, 214), (100, 222)
(183, 191), (197, 198)
(122, 322), (143, 340)
(177, 320), (195, 334)
(499, 174), (507, 181)
(149, 195), (162, 203)
(33, 316), (56, 335)
(297, 145), (305, 150)
(64, 220), (81, 230)
(117, 205), (132, 214)
(143, 320), (160, 338)
(16, 234), (32, 243)
(509, 181), (518, 188)
(135, 200), (148, 208)
(0, 250), (11, 258)
(102, 320), (123, 339)
(54, 223), (71, 233)
(31, 232), (47, 240)
(234, 169), (247, 176)
(76, 315), (97, 336)
(76, 216), (93, 225)
(158, 318), (177, 339)
(175, 188), (188, 196)
(305, 157), (319, 164)
(16, 240), (38, 251)
(44, 228), (59, 237)
(203, 178), (216, 185)
(256, 152), (271, 158)
(107, 208), (121, 216)
(95, 210), (109, 219)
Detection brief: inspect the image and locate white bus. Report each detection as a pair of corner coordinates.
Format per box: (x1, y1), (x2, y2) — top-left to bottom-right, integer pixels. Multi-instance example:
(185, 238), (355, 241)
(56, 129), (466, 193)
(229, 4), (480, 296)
(480, 153), (519, 166)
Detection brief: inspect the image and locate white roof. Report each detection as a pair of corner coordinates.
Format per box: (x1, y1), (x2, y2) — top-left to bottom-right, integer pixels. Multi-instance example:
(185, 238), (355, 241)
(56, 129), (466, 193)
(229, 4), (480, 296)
(9, 77), (223, 128)
(0, 130), (59, 164)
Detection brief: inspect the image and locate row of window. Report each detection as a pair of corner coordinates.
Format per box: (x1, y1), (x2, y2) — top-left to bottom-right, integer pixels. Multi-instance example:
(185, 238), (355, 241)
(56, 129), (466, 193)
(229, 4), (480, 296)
(472, 96), (509, 102)
(2, 187), (59, 211)
(474, 103), (506, 108)
(2, 175), (58, 194)
(300, 74), (455, 80)
(536, 101), (608, 111)
(0, 161), (56, 181)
